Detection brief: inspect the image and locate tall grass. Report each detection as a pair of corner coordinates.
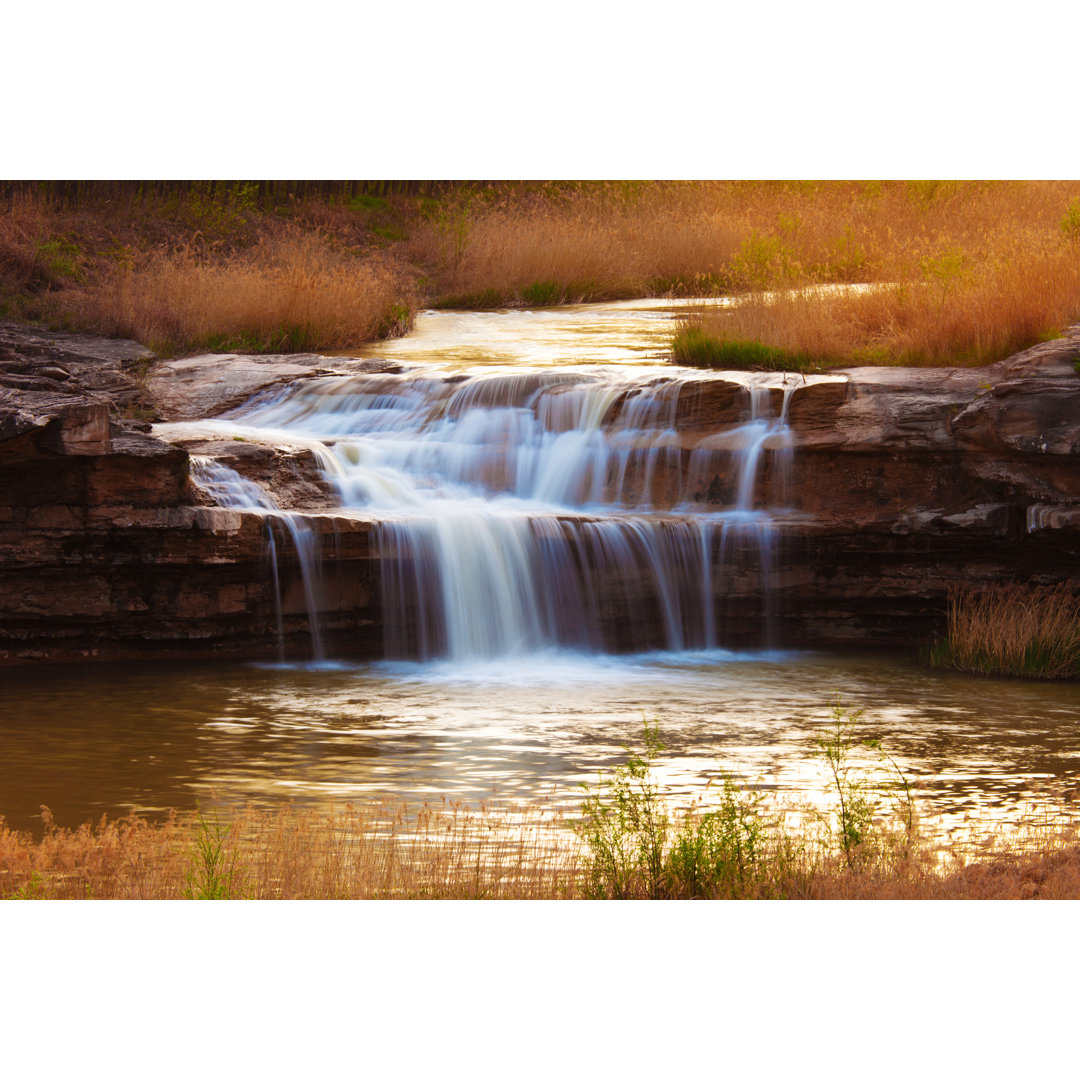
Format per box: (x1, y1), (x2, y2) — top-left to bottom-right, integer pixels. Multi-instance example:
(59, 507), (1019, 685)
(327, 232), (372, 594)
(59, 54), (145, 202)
(3, 774), (1079, 900)
(58, 232), (416, 356)
(5, 181), (1080, 363)
(0, 800), (582, 900)
(930, 584), (1080, 679)
(674, 243), (1080, 370)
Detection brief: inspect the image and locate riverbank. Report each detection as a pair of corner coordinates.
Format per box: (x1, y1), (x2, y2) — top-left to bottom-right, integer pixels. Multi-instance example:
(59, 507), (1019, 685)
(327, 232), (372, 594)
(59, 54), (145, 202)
(3, 794), (1078, 900)
(4, 181), (1080, 364)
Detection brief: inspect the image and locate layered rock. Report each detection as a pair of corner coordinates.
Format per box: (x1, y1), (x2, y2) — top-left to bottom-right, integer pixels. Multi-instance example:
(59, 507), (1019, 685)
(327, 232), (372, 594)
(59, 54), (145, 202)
(1, 320), (1078, 663)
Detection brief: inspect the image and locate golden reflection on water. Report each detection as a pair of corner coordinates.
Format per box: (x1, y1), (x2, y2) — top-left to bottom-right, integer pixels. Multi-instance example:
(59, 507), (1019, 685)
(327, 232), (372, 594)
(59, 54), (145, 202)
(347, 299), (733, 370)
(2, 649), (1078, 837)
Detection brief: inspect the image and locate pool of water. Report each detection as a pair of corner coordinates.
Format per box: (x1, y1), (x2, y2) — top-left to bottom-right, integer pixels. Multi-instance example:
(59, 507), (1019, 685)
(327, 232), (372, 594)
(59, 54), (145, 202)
(3, 648), (1078, 836)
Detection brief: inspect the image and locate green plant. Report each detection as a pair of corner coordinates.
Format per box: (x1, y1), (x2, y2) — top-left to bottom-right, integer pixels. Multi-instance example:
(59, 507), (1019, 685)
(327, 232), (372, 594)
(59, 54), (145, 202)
(1061, 199), (1080, 241)
(8, 871), (48, 900)
(729, 231), (799, 290)
(672, 325), (815, 372)
(34, 236), (85, 283)
(349, 194), (389, 213)
(576, 719), (670, 898)
(666, 780), (767, 898)
(812, 696), (917, 870)
(183, 181), (259, 241)
(377, 301), (413, 338)
(184, 813), (241, 899)
(520, 280), (566, 307)
(920, 247), (969, 311)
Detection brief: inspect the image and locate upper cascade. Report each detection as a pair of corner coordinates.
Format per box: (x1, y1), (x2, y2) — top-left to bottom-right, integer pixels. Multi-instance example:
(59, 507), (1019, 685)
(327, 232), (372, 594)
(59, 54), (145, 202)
(229, 366), (797, 516)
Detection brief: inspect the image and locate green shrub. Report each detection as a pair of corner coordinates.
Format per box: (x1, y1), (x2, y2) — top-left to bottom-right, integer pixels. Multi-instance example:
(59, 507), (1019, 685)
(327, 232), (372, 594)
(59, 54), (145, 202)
(576, 719), (670, 899)
(520, 280), (566, 307)
(666, 781), (767, 898)
(812, 697), (917, 870)
(672, 325), (815, 371)
(184, 814), (242, 899)
(1061, 199), (1080, 241)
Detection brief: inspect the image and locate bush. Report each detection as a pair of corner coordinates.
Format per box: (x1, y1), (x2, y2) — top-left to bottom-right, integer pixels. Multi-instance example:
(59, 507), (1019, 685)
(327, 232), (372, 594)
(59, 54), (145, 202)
(929, 584), (1080, 679)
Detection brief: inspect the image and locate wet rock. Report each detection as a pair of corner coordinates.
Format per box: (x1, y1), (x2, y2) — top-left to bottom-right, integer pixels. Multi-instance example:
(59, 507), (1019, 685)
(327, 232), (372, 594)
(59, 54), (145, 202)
(174, 437), (341, 511)
(1, 318), (1080, 664)
(149, 352), (408, 421)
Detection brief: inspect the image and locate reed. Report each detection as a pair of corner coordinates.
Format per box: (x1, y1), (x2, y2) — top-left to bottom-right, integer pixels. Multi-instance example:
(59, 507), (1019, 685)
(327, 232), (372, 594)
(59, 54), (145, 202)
(0, 799), (583, 900)
(5, 181), (1080, 363)
(54, 232), (416, 356)
(674, 242), (1080, 370)
(3, 792), (1078, 900)
(930, 584), (1080, 679)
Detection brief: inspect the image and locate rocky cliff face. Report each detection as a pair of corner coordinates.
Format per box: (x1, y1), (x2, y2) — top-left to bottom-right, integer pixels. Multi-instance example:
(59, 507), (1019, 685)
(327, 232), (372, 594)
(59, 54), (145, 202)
(1, 320), (1077, 664)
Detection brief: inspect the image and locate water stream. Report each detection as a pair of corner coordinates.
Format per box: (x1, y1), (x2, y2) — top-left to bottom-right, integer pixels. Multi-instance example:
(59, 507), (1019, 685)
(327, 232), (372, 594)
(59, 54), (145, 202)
(4, 300), (1078, 837)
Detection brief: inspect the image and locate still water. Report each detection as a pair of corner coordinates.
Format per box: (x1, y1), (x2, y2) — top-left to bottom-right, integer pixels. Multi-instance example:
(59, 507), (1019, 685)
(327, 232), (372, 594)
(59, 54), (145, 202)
(3, 649), (1078, 836)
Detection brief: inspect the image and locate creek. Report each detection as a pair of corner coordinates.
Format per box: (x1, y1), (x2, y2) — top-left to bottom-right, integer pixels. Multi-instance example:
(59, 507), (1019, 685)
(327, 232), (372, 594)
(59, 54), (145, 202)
(3, 300), (1078, 836)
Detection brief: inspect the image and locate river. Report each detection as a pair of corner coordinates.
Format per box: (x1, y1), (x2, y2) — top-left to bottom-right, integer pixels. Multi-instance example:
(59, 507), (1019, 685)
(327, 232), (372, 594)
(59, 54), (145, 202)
(3, 300), (1077, 837)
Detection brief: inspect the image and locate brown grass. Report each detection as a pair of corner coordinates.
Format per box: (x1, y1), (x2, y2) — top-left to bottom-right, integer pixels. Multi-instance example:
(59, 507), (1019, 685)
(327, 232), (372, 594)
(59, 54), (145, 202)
(0, 188), (418, 355)
(58, 232), (416, 356)
(4, 181), (1080, 364)
(0, 800), (582, 900)
(930, 584), (1080, 679)
(4, 795), (1079, 900)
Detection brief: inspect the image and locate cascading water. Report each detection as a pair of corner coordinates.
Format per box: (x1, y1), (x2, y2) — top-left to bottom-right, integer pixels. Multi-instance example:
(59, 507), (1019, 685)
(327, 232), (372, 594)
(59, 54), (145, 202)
(204, 364), (797, 662)
(188, 457), (326, 661)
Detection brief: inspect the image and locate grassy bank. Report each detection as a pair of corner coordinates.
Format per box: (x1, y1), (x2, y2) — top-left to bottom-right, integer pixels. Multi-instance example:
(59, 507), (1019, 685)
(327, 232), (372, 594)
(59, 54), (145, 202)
(929, 584), (1080, 680)
(3, 708), (1078, 900)
(4, 793), (1076, 901)
(4, 181), (1079, 363)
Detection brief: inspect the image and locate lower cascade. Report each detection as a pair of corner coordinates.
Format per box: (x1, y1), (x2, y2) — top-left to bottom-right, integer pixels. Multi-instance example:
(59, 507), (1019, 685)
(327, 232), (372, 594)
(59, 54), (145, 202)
(185, 365), (798, 662)
(189, 456), (327, 662)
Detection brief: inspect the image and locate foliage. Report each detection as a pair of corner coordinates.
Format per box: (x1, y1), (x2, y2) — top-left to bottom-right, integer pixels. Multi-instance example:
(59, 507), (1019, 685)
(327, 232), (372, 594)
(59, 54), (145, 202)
(729, 232), (800, 290)
(577, 708), (920, 897)
(672, 325), (815, 372)
(184, 813), (242, 899)
(576, 719), (671, 898)
(929, 584), (1080, 680)
(665, 780), (768, 898)
(920, 247), (969, 311)
(34, 237), (85, 283)
(520, 280), (567, 307)
(182, 181), (260, 241)
(812, 696), (917, 870)
(1061, 199), (1080, 241)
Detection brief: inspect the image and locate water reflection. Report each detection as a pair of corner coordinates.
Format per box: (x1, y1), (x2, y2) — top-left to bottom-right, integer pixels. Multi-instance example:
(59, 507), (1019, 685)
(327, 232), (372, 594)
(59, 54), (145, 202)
(2, 650), (1078, 836)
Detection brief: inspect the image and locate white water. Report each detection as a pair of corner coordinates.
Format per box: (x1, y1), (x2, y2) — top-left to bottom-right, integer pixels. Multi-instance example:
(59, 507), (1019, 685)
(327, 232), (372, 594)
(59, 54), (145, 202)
(188, 456), (326, 661)
(239, 367), (794, 659)
(167, 302), (812, 662)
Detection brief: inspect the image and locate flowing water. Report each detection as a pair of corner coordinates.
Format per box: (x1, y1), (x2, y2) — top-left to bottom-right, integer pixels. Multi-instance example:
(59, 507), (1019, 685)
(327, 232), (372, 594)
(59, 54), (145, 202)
(4, 300), (1078, 838)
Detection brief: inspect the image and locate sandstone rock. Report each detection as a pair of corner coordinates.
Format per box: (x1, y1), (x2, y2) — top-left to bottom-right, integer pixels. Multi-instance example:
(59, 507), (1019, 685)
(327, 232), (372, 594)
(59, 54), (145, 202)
(149, 353), (407, 421)
(1, 318), (1079, 665)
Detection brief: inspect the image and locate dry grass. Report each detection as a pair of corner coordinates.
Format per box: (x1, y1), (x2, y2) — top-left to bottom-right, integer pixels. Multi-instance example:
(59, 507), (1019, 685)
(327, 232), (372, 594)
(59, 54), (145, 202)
(0, 188), (418, 355)
(3, 794), (1079, 900)
(674, 244), (1080, 370)
(57, 232), (416, 356)
(930, 584), (1080, 679)
(402, 180), (1080, 368)
(0, 800), (583, 900)
(4, 181), (1080, 364)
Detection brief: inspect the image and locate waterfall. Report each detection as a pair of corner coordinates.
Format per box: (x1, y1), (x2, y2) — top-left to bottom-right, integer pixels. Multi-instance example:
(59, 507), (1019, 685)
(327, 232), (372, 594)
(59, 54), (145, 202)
(189, 457), (326, 661)
(224, 368), (796, 661)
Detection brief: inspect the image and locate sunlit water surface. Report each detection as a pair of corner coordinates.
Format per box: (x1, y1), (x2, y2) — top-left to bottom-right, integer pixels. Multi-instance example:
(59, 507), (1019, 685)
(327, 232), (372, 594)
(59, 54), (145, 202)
(5, 299), (1078, 840)
(3, 650), (1078, 837)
